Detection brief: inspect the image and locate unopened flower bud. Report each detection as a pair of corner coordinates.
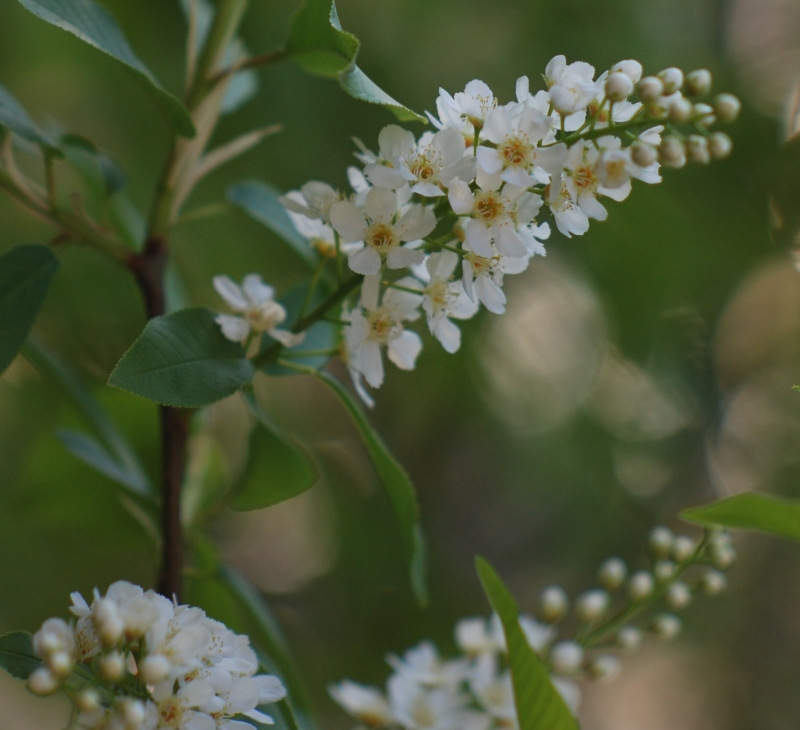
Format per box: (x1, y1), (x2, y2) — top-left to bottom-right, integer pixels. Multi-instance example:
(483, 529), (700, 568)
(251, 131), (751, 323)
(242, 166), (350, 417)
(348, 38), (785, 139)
(686, 135), (710, 164)
(550, 641), (584, 675)
(631, 141), (658, 167)
(119, 698), (146, 730)
(27, 667), (60, 696)
(685, 69), (712, 97)
(46, 650), (74, 679)
(550, 86), (576, 115)
(606, 72), (634, 101)
(672, 535), (697, 562)
(659, 137), (686, 168)
(588, 654), (622, 681)
(140, 654), (171, 684)
(638, 76), (664, 102)
(654, 560), (677, 583)
(629, 571), (655, 601)
(100, 651), (127, 683)
(76, 688), (102, 713)
(668, 97), (693, 123)
(714, 93), (741, 123)
(667, 581), (692, 610)
(658, 68), (684, 95)
(539, 586), (569, 622)
(652, 613), (682, 640)
(709, 540), (736, 570)
(700, 570), (727, 595)
(708, 132), (732, 160)
(33, 618), (72, 658)
(94, 599), (124, 648)
(617, 625), (643, 651)
(648, 526), (674, 557)
(694, 102), (716, 127)
(598, 557), (628, 591)
(576, 590), (610, 622)
(612, 60), (643, 83)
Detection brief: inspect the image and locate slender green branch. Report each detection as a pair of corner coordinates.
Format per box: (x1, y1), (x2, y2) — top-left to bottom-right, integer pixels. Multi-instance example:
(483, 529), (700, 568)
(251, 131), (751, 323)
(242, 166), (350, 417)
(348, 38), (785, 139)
(298, 258), (326, 320)
(210, 48), (287, 84)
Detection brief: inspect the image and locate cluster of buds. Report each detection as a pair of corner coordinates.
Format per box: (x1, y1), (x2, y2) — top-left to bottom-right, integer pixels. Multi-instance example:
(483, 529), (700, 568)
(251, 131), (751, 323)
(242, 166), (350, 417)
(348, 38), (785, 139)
(214, 56), (739, 405)
(329, 527), (734, 727)
(27, 582), (286, 730)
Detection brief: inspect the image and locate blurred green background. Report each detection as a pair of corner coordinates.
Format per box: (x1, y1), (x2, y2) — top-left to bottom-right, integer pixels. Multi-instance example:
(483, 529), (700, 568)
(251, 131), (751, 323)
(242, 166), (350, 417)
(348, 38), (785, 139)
(2, 0), (800, 727)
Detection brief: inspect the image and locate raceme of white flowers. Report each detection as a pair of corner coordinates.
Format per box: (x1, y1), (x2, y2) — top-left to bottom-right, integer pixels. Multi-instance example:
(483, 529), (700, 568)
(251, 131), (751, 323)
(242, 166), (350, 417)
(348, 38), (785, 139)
(329, 527), (735, 729)
(27, 582), (286, 730)
(211, 59), (739, 403)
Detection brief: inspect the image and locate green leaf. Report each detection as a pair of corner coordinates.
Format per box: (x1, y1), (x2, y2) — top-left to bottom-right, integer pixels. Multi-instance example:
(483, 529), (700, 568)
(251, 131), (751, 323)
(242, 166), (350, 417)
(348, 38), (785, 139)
(0, 245), (59, 374)
(61, 133), (127, 196)
(23, 337), (152, 497)
(285, 0), (425, 123)
(228, 395), (318, 511)
(57, 429), (150, 496)
(108, 307), (254, 408)
(177, 0), (258, 115)
(15, 0), (195, 138)
(292, 365), (427, 604)
(476, 558), (579, 730)
(227, 181), (318, 269)
(219, 565), (314, 727)
(0, 83), (60, 152)
(682, 492), (800, 541)
(0, 632), (42, 680)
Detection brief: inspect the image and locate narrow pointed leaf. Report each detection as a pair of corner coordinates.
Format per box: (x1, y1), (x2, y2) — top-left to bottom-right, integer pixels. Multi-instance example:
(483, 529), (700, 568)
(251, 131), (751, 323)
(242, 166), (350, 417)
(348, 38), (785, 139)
(285, 0), (425, 123)
(682, 492), (800, 541)
(108, 307), (254, 407)
(286, 364), (427, 604)
(0, 245), (59, 374)
(16, 0), (195, 137)
(57, 429), (150, 496)
(228, 395), (319, 511)
(0, 632), (41, 680)
(23, 338), (152, 496)
(0, 83), (60, 151)
(476, 558), (579, 730)
(228, 181), (317, 268)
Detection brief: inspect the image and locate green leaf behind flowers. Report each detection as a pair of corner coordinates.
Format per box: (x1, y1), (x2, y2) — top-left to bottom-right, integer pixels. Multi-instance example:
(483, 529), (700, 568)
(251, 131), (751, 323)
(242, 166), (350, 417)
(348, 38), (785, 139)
(0, 632), (41, 680)
(682, 492), (800, 541)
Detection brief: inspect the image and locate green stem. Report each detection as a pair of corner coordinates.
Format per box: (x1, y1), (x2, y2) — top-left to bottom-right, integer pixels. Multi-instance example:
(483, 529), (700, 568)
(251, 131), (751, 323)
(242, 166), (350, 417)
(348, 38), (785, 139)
(298, 258), (326, 319)
(282, 348), (339, 359)
(383, 280), (424, 295)
(424, 238), (465, 256)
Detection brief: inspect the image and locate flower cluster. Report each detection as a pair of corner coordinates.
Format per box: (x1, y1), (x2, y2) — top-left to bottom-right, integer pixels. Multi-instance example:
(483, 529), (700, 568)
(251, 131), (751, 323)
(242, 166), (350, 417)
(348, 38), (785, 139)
(330, 527), (734, 728)
(213, 59), (739, 404)
(27, 582), (286, 730)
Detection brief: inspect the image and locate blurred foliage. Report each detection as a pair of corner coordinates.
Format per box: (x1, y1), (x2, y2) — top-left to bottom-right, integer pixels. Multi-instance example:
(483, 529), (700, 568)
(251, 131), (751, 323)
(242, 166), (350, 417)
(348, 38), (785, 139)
(2, 0), (800, 728)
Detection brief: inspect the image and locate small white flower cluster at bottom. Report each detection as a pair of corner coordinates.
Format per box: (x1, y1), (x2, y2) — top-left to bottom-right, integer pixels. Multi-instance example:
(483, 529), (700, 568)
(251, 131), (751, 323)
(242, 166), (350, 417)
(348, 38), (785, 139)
(329, 614), (580, 730)
(27, 581), (286, 730)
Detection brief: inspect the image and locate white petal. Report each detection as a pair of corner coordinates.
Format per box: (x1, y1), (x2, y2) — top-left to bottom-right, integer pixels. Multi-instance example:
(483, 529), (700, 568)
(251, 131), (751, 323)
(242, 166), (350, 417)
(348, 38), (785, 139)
(365, 163), (407, 190)
(213, 275), (248, 311)
(578, 194), (608, 221)
(410, 181), (445, 197)
(365, 187), (398, 224)
(464, 219), (493, 257)
(215, 315), (251, 343)
(476, 146), (503, 176)
(482, 107), (511, 143)
(182, 711), (217, 730)
(475, 275), (506, 314)
(245, 709), (276, 725)
(348, 247), (382, 276)
(500, 166), (533, 187)
(461, 260), (475, 301)
(432, 128), (467, 164)
(360, 274), (381, 311)
(516, 75), (530, 103)
(269, 328), (305, 347)
(448, 179), (475, 215)
(378, 124), (416, 160)
(387, 247), (425, 270)
(396, 205), (436, 242)
(330, 201), (367, 242)
(242, 274), (274, 306)
(431, 315), (461, 353)
(361, 342), (384, 388)
(388, 331), (422, 370)
(494, 225), (528, 258)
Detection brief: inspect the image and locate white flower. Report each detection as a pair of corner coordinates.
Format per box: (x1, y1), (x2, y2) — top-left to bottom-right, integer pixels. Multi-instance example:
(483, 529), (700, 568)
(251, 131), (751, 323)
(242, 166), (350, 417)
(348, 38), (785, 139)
(387, 642), (470, 688)
(213, 274), (303, 347)
(448, 175), (542, 259)
(429, 80), (498, 139)
(414, 252), (478, 353)
(552, 677), (582, 717)
(477, 107), (562, 186)
(469, 654), (516, 724)
(344, 275), (423, 388)
(387, 675), (473, 730)
(365, 125), (475, 197)
(329, 680), (393, 726)
(284, 191), (359, 259)
(279, 181), (340, 223)
(330, 188), (434, 276)
(455, 614), (554, 657)
(546, 55), (601, 115)
(514, 76), (583, 133)
(460, 245), (533, 316)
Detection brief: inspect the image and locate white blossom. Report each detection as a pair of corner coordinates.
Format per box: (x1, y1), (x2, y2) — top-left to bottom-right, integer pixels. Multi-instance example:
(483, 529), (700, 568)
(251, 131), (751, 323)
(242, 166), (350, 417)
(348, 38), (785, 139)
(279, 181), (339, 223)
(546, 55), (601, 115)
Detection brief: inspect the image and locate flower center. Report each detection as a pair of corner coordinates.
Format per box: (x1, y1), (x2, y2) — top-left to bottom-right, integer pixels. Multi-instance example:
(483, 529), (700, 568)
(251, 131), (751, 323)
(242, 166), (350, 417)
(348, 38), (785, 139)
(499, 136), (533, 167)
(572, 165), (597, 192)
(474, 191), (505, 223)
(312, 238), (337, 258)
(411, 701), (437, 728)
(367, 310), (401, 344)
(367, 223), (397, 254)
(466, 252), (493, 275)
(409, 154), (439, 181)
(427, 280), (450, 311)
(247, 301), (287, 332)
